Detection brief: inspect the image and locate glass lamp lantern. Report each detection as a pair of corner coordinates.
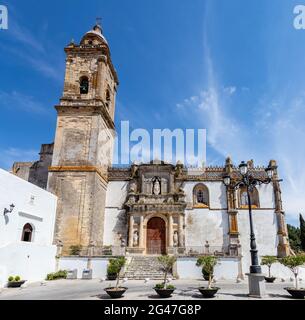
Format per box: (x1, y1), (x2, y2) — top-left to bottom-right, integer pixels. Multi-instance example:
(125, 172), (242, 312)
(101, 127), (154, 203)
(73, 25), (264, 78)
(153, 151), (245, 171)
(223, 175), (231, 186)
(239, 161), (248, 176)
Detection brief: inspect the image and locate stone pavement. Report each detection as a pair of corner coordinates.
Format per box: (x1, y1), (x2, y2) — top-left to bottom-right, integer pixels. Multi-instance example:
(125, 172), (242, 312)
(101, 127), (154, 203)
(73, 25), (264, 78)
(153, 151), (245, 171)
(0, 279), (300, 300)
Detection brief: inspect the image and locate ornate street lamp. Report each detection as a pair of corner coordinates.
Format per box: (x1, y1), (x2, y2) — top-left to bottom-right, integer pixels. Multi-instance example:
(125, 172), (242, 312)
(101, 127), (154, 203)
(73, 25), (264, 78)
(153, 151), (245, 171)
(3, 203), (15, 216)
(223, 161), (275, 274)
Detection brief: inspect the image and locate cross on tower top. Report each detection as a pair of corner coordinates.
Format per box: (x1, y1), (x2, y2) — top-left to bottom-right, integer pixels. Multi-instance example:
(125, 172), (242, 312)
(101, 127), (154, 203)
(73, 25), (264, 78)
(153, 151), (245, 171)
(96, 17), (102, 26)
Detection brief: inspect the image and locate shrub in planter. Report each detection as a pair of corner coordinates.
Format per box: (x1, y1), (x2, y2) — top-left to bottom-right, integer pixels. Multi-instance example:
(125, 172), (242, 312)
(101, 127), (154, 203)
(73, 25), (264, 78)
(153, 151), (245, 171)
(280, 254), (305, 299)
(261, 256), (278, 283)
(105, 257), (127, 298)
(196, 256), (219, 298)
(69, 245), (82, 256)
(46, 270), (68, 281)
(154, 255), (177, 298)
(7, 275), (26, 288)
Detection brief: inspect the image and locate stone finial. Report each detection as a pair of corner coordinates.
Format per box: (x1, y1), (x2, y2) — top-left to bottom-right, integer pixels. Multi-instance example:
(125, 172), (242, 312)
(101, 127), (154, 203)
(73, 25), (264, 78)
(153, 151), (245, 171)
(225, 156), (233, 173)
(269, 159), (277, 168)
(176, 160), (183, 166)
(247, 159), (254, 168)
(269, 160), (278, 177)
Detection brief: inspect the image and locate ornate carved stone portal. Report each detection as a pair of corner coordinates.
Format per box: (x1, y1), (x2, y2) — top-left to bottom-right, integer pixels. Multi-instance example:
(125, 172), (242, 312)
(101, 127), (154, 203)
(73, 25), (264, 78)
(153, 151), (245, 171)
(125, 161), (186, 255)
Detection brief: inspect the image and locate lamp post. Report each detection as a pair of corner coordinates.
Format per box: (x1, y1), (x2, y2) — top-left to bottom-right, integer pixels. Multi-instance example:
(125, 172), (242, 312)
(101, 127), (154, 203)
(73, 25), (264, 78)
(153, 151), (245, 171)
(223, 161), (276, 296)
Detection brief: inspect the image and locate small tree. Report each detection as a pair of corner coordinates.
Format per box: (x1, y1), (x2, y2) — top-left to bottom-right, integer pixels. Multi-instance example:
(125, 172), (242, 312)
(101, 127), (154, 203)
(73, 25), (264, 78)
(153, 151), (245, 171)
(158, 255), (177, 288)
(196, 256), (218, 289)
(280, 255), (305, 290)
(261, 256), (278, 278)
(300, 214), (305, 252)
(107, 257), (126, 289)
(287, 224), (301, 252)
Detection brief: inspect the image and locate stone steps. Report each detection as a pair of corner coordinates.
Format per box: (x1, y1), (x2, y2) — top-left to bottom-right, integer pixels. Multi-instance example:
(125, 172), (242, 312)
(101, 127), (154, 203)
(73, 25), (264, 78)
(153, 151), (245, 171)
(124, 256), (173, 280)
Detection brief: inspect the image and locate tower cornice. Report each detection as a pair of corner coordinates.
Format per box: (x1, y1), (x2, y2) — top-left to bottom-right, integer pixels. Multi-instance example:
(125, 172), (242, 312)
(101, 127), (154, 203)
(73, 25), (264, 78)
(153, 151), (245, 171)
(55, 103), (115, 131)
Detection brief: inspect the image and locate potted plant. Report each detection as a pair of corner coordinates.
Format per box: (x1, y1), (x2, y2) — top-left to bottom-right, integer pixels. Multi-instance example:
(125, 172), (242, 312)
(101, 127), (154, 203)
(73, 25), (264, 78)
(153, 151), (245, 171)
(7, 275), (26, 288)
(201, 266), (211, 281)
(107, 258), (122, 280)
(261, 255), (278, 283)
(104, 257), (128, 298)
(280, 254), (305, 299)
(154, 255), (177, 298)
(196, 256), (219, 298)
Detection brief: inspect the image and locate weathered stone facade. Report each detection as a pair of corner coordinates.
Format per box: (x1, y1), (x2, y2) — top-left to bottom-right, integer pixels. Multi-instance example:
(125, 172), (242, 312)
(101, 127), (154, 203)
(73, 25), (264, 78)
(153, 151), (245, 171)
(47, 23), (118, 255)
(104, 160), (290, 260)
(12, 143), (53, 189)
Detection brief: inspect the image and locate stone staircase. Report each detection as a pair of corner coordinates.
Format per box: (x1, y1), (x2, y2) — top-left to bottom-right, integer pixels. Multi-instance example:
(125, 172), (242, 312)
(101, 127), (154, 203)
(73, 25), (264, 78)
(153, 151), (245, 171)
(124, 256), (172, 280)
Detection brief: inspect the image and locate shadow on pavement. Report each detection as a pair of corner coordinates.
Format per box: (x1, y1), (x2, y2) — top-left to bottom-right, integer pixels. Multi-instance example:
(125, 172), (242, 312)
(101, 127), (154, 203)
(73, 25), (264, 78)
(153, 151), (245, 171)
(268, 293), (295, 299)
(91, 294), (114, 300)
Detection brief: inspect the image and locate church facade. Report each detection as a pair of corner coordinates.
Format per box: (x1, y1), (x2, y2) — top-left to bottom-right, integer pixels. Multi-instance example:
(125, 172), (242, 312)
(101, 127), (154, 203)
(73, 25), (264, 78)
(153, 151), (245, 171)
(12, 24), (290, 266)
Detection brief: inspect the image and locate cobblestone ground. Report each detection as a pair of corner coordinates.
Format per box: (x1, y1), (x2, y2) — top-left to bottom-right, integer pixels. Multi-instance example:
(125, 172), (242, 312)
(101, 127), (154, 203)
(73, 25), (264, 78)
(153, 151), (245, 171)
(0, 279), (301, 300)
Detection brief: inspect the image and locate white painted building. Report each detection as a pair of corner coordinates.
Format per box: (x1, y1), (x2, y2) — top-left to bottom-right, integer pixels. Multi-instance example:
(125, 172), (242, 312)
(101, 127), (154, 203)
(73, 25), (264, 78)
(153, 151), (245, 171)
(101, 160), (291, 280)
(0, 169), (57, 288)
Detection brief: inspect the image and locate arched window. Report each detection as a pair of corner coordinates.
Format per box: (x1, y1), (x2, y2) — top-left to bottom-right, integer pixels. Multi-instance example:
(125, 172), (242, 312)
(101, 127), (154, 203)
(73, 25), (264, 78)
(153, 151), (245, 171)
(21, 223), (33, 242)
(105, 89), (111, 109)
(193, 184), (209, 207)
(106, 89), (111, 101)
(80, 76), (89, 94)
(239, 187), (260, 208)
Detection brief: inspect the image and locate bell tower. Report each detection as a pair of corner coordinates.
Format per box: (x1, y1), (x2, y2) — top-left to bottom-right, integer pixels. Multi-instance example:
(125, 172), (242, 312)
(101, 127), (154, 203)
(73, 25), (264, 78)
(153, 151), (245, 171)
(48, 23), (119, 255)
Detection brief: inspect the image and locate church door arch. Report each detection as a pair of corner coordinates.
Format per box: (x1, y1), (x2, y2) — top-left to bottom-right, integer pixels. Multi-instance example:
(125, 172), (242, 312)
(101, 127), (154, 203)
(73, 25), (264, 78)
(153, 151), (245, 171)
(146, 217), (166, 254)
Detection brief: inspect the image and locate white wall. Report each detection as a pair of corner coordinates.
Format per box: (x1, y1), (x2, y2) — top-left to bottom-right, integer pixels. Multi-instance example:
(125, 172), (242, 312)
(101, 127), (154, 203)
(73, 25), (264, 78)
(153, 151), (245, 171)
(0, 169), (57, 246)
(105, 181), (128, 208)
(58, 257), (109, 279)
(177, 257), (241, 280)
(238, 209), (278, 273)
(0, 169), (58, 287)
(183, 182), (228, 248)
(104, 181), (128, 245)
(0, 242), (56, 287)
(177, 258), (305, 281)
(183, 180), (279, 264)
(185, 209), (229, 247)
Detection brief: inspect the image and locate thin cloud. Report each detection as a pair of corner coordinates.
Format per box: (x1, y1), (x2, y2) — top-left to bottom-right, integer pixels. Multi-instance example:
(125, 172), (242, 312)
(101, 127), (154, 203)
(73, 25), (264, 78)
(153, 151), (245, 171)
(0, 90), (49, 115)
(223, 86), (237, 95)
(0, 147), (38, 170)
(1, 12), (63, 82)
(255, 94), (305, 221)
(9, 20), (45, 53)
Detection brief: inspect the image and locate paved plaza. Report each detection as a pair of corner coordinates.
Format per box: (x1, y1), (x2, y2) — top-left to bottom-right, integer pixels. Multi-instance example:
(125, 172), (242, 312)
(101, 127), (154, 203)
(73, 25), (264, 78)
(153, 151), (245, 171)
(0, 279), (301, 300)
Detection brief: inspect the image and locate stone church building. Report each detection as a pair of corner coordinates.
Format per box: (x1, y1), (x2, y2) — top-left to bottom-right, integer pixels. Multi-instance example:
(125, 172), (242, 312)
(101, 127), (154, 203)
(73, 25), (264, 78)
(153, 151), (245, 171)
(12, 24), (290, 275)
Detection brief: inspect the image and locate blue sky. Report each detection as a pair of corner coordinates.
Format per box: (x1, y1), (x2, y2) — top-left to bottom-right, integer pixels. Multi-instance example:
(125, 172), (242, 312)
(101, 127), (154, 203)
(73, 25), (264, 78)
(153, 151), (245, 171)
(1, 0), (305, 226)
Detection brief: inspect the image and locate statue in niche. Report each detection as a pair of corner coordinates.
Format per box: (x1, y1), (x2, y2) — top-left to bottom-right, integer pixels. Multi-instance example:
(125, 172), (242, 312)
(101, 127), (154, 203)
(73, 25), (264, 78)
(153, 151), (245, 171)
(129, 181), (137, 193)
(173, 231), (178, 247)
(152, 177), (161, 195)
(175, 162), (183, 177)
(133, 231), (139, 247)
